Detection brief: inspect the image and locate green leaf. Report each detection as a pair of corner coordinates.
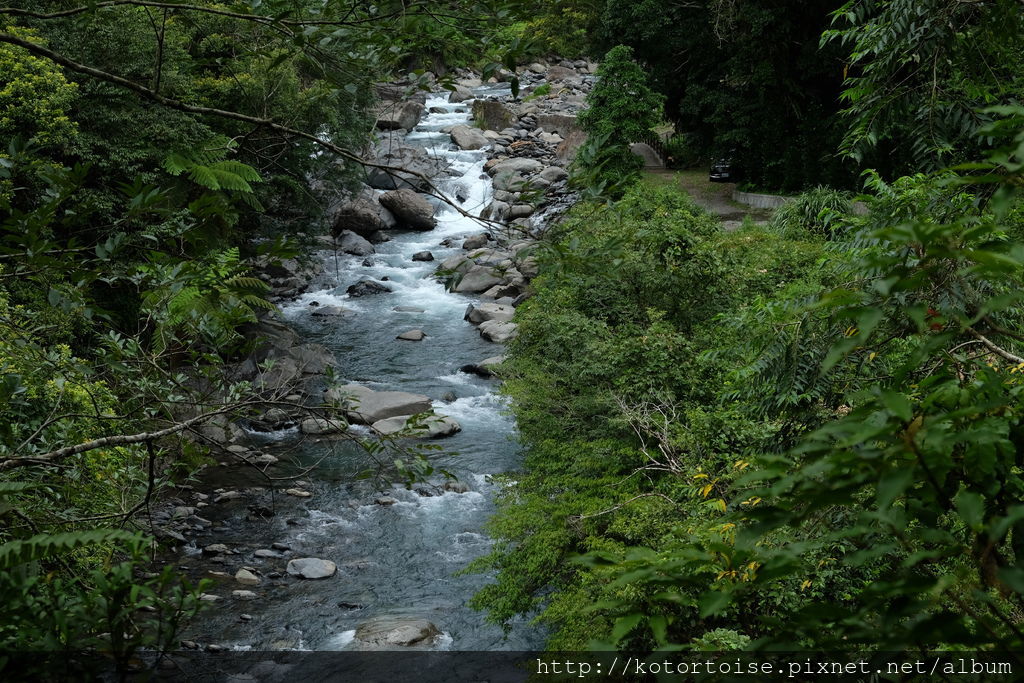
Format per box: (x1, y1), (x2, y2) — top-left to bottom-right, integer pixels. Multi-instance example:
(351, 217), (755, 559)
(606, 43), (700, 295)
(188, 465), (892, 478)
(954, 489), (985, 532)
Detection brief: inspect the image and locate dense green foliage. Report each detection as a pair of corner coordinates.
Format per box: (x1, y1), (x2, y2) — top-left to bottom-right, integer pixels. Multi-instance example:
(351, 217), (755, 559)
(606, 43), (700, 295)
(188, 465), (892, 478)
(572, 45), (664, 197)
(519, 0), (1024, 191)
(473, 104), (1024, 653)
(0, 0), (523, 662)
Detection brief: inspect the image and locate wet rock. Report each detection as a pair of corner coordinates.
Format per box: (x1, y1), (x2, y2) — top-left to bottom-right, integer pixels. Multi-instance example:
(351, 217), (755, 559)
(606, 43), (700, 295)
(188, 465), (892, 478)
(253, 454), (280, 465)
(285, 488), (314, 498)
(300, 417), (347, 435)
(396, 329), (426, 341)
(347, 279), (392, 297)
(311, 305), (351, 317)
(362, 257), (375, 267)
(441, 391), (457, 403)
(331, 191), (396, 238)
(286, 557), (337, 579)
(411, 251), (434, 262)
(198, 593), (221, 602)
(371, 414), (461, 439)
(379, 189), (437, 231)
(326, 384), (433, 425)
(338, 602), (365, 610)
(443, 480), (471, 494)
(271, 542), (291, 551)
(366, 142), (450, 192)
(485, 157), (544, 177)
(354, 617), (441, 649)
(452, 264), (503, 294)
(337, 230), (375, 257)
(375, 496), (398, 506)
(450, 125), (490, 150)
(232, 590), (258, 600)
(240, 614), (253, 622)
(235, 569), (260, 586)
(254, 549), (280, 558)
(213, 491), (243, 504)
(394, 306), (425, 313)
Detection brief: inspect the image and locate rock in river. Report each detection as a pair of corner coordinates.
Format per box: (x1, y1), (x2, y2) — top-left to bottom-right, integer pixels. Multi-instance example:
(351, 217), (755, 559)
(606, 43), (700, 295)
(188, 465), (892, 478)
(347, 279), (392, 297)
(325, 384), (433, 425)
(354, 616), (441, 648)
(371, 413), (461, 439)
(379, 189), (436, 230)
(286, 557), (337, 580)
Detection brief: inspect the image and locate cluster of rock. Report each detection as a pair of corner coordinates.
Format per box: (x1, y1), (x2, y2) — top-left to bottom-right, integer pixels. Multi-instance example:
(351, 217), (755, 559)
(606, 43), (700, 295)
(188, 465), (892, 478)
(324, 383), (461, 439)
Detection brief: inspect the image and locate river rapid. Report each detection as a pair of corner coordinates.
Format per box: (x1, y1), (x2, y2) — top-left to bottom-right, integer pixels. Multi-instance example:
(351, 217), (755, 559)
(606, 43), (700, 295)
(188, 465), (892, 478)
(175, 83), (545, 652)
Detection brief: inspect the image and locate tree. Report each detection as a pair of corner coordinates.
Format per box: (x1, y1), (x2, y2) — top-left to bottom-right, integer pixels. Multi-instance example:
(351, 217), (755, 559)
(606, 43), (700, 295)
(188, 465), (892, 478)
(574, 44), (664, 196)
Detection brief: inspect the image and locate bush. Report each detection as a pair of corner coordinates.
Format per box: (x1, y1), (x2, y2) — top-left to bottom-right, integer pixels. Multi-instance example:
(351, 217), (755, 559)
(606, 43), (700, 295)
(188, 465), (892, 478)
(767, 185), (853, 239)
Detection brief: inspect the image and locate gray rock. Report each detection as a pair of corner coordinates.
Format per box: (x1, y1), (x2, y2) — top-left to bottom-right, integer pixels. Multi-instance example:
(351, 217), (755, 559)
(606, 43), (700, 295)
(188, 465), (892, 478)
(471, 100), (513, 131)
(443, 480), (471, 494)
(337, 230), (375, 256)
(375, 100), (425, 131)
(331, 191), (396, 238)
(235, 569), (260, 586)
(213, 491), (243, 504)
(311, 305), (351, 317)
(411, 251), (434, 262)
(254, 549), (280, 558)
(448, 85), (474, 103)
(394, 306), (426, 313)
(510, 204), (534, 219)
(286, 557), (337, 580)
(379, 189), (437, 230)
(462, 233), (490, 250)
(479, 320), (518, 343)
(366, 141), (450, 192)
(453, 264), (504, 293)
(464, 302), (515, 324)
(203, 543), (231, 555)
(450, 125), (490, 150)
(354, 617), (441, 648)
(546, 66), (581, 83)
(327, 384), (433, 425)
(232, 590), (258, 600)
(540, 166), (569, 183)
(371, 414), (461, 439)
(485, 200), (511, 222)
(347, 279), (392, 297)
(300, 417), (347, 435)
(285, 488), (313, 498)
(486, 157), (544, 177)
(396, 329), (426, 341)
(376, 496), (397, 506)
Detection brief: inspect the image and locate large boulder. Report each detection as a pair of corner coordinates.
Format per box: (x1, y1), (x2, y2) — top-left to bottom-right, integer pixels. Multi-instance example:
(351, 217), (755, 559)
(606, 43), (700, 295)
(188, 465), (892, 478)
(546, 66), (581, 83)
(286, 558), (337, 580)
(347, 279), (392, 297)
(331, 191), (396, 237)
(485, 157), (544, 177)
(464, 302), (514, 324)
(326, 384), (434, 425)
(536, 114), (581, 137)
(375, 100), (425, 131)
(300, 417), (347, 435)
(354, 617), (441, 649)
(479, 320), (518, 343)
(453, 265), (504, 293)
(336, 230), (375, 256)
(366, 142), (450, 192)
(379, 189), (437, 230)
(450, 125), (490, 150)
(448, 85), (474, 103)
(471, 100), (513, 131)
(371, 413), (461, 439)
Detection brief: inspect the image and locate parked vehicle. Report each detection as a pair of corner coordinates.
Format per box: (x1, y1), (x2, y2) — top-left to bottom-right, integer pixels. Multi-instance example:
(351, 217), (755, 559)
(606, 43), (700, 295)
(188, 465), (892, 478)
(709, 156), (740, 182)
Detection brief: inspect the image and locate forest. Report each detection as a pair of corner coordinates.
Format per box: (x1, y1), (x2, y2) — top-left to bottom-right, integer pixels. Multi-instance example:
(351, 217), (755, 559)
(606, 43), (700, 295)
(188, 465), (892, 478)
(2, 0), (1024, 678)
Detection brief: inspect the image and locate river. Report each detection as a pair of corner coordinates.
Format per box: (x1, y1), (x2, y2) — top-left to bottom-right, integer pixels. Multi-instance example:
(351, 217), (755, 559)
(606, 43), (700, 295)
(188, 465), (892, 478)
(174, 84), (544, 653)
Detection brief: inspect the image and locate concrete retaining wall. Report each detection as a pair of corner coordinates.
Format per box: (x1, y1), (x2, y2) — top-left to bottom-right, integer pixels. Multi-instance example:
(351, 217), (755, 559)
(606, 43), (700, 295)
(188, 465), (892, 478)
(732, 190), (793, 209)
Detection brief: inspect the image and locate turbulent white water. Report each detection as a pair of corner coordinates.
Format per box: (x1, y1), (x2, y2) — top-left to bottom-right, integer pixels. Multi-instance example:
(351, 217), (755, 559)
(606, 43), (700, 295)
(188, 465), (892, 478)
(184, 86), (542, 652)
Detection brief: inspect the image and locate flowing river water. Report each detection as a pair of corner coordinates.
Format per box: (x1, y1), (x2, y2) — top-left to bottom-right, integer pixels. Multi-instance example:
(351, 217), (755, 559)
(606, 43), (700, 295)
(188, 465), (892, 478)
(176, 84), (545, 653)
